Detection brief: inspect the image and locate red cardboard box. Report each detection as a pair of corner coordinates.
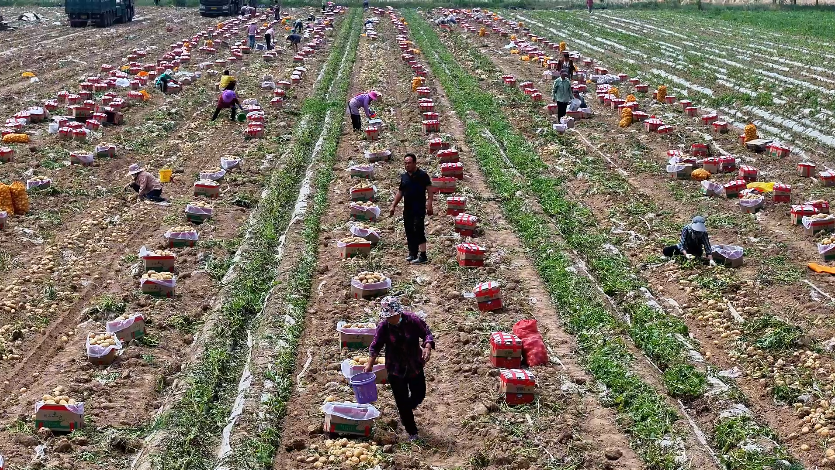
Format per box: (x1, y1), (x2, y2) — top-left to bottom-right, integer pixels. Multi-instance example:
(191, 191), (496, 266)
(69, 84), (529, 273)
(437, 148), (459, 163)
(454, 213), (478, 237)
(738, 165), (759, 183)
(798, 162), (816, 178)
(712, 121), (729, 134)
(719, 156), (738, 173)
(821, 171), (835, 187)
(194, 182), (220, 198)
(809, 200), (830, 214)
(35, 402), (84, 433)
(499, 369), (537, 405)
(767, 143), (791, 158)
(773, 183), (791, 204)
(440, 162), (464, 180)
(432, 176), (457, 194)
(490, 332), (522, 368)
(724, 180), (747, 198)
(791, 205), (819, 225)
(142, 253), (175, 272)
(338, 239), (372, 259)
(690, 143), (709, 158)
(446, 196), (467, 216)
(427, 137), (449, 152)
(456, 243), (485, 267)
(106, 314), (146, 343)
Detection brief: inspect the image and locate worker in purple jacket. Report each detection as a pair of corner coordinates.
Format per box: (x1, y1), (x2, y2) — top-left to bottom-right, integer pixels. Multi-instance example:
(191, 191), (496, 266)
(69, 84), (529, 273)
(366, 296), (434, 441)
(347, 90), (380, 132)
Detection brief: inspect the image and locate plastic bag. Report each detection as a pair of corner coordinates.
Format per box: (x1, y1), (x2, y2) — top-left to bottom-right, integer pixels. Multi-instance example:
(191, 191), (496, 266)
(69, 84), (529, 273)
(220, 157), (240, 170)
(114, 78), (131, 88)
(713, 244), (743, 260)
(164, 229), (199, 241)
(0, 184), (14, 215)
(746, 182), (775, 192)
(106, 314), (144, 335)
(349, 223), (380, 243)
(349, 202), (381, 220)
(199, 169), (226, 181)
(701, 180), (723, 197)
(512, 319), (549, 366)
(10, 181), (29, 214)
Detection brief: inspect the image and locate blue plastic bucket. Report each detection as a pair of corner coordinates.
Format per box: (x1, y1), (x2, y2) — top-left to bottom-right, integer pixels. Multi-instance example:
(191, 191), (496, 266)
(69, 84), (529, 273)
(349, 372), (378, 404)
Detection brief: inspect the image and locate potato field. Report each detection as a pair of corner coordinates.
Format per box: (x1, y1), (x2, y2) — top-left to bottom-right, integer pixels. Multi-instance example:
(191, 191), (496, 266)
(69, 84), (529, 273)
(0, 2), (833, 470)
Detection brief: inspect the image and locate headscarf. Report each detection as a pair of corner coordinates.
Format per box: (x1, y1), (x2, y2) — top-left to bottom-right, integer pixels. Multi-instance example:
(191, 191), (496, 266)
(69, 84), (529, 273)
(379, 295), (404, 319)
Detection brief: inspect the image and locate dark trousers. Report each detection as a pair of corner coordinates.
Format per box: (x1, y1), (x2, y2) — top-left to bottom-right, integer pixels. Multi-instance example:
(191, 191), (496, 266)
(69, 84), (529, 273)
(158, 79), (169, 93)
(663, 244), (704, 258)
(129, 183), (165, 202)
(265, 33), (272, 50)
(404, 211), (426, 256)
(212, 104), (238, 121)
(350, 113), (362, 131)
(557, 101), (568, 120)
(389, 371), (426, 436)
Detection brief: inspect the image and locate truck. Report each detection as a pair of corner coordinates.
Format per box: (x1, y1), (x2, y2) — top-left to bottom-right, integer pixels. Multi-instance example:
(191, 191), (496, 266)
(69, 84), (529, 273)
(65, 0), (135, 27)
(199, 0), (241, 17)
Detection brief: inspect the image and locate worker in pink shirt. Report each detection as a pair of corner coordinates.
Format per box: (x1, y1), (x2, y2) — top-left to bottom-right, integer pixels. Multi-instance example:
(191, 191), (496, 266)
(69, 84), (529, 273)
(247, 22), (257, 49)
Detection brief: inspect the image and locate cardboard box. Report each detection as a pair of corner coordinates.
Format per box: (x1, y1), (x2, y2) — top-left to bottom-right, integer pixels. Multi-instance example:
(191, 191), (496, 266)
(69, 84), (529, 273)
(338, 326), (375, 349)
(773, 184), (791, 204)
(798, 162), (816, 177)
(457, 243), (485, 267)
(499, 369), (537, 405)
(490, 332), (522, 368)
(478, 298), (503, 312)
(349, 186), (376, 202)
(804, 217), (835, 236)
(441, 162), (464, 180)
(711, 246), (744, 268)
(738, 165), (759, 182)
(809, 200), (830, 214)
(723, 180), (747, 199)
(194, 183), (220, 198)
(140, 278), (176, 298)
(35, 403), (84, 433)
(106, 314), (146, 343)
(349, 165), (374, 179)
(86, 332), (121, 366)
(432, 176), (457, 194)
(745, 138), (772, 153)
(350, 284), (389, 300)
(143, 254), (175, 272)
(820, 245), (835, 262)
(791, 205), (819, 225)
(446, 196), (467, 216)
(364, 150), (391, 163)
(690, 143), (709, 158)
(322, 403), (378, 437)
(668, 163), (692, 180)
(339, 241), (372, 259)
(702, 158), (720, 174)
(821, 171), (835, 187)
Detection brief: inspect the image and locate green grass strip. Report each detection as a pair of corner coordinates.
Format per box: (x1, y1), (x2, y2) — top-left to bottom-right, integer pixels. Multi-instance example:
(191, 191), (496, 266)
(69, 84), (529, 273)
(152, 11), (358, 470)
(225, 10), (362, 469)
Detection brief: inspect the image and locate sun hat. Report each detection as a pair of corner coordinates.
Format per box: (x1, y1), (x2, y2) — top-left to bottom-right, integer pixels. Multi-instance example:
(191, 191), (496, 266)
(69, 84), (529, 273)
(164, 69), (173, 75)
(127, 163), (143, 176)
(379, 296), (404, 319)
(691, 215), (707, 232)
(368, 90), (380, 100)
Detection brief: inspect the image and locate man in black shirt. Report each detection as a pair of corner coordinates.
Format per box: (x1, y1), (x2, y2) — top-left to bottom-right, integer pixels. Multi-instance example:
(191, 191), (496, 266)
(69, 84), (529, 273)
(390, 153), (433, 264)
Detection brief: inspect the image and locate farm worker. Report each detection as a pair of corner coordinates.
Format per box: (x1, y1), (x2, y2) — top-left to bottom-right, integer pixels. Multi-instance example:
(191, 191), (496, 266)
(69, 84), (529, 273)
(662, 216), (717, 266)
(264, 26), (274, 50)
(126, 164), (165, 202)
(293, 18), (303, 33)
(556, 51), (576, 79)
(569, 90), (587, 111)
(389, 153), (433, 264)
(587, 0), (593, 13)
(347, 90), (379, 132)
(362, 0), (368, 10)
(286, 33), (302, 53)
(155, 69), (177, 93)
(274, 3), (280, 20)
(219, 70), (236, 90)
(247, 22), (257, 49)
(366, 296), (435, 441)
(211, 82), (242, 121)
(552, 69), (573, 120)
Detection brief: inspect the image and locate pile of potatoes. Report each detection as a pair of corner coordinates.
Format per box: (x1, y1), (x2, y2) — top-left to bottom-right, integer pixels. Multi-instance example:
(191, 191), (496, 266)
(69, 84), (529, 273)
(820, 236), (835, 246)
(295, 439), (381, 468)
(42, 385), (77, 405)
(811, 213), (831, 220)
(88, 332), (118, 348)
(189, 201), (212, 209)
(351, 181), (373, 190)
(350, 356), (384, 366)
(342, 322), (376, 329)
(353, 272), (385, 285)
(145, 249), (175, 257)
(339, 236), (368, 245)
(351, 222), (379, 232)
(351, 201), (377, 208)
(203, 167), (222, 173)
(741, 193), (763, 200)
(142, 271), (174, 281)
(114, 313), (137, 321)
(195, 179), (219, 186)
(169, 226), (197, 234)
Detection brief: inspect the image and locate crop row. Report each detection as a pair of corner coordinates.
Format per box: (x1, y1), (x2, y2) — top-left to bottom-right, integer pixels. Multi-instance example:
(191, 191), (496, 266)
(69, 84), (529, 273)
(222, 8), (363, 469)
(414, 10), (806, 470)
(149, 10), (357, 470)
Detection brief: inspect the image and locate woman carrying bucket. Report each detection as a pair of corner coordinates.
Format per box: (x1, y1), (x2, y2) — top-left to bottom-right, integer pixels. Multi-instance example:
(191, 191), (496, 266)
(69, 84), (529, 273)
(346, 90), (380, 132)
(366, 296), (435, 441)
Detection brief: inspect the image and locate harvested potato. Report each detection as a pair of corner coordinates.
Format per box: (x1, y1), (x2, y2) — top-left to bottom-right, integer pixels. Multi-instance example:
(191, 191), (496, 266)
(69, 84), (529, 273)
(142, 271), (174, 281)
(88, 332), (117, 347)
(353, 271), (385, 285)
(339, 236), (368, 244)
(169, 226), (198, 233)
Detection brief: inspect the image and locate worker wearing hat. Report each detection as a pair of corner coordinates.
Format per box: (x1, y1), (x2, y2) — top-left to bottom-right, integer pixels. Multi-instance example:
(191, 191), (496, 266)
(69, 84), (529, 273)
(125, 164), (165, 202)
(346, 90), (380, 132)
(155, 69), (177, 94)
(663, 216), (716, 265)
(247, 21), (257, 49)
(366, 296), (435, 442)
